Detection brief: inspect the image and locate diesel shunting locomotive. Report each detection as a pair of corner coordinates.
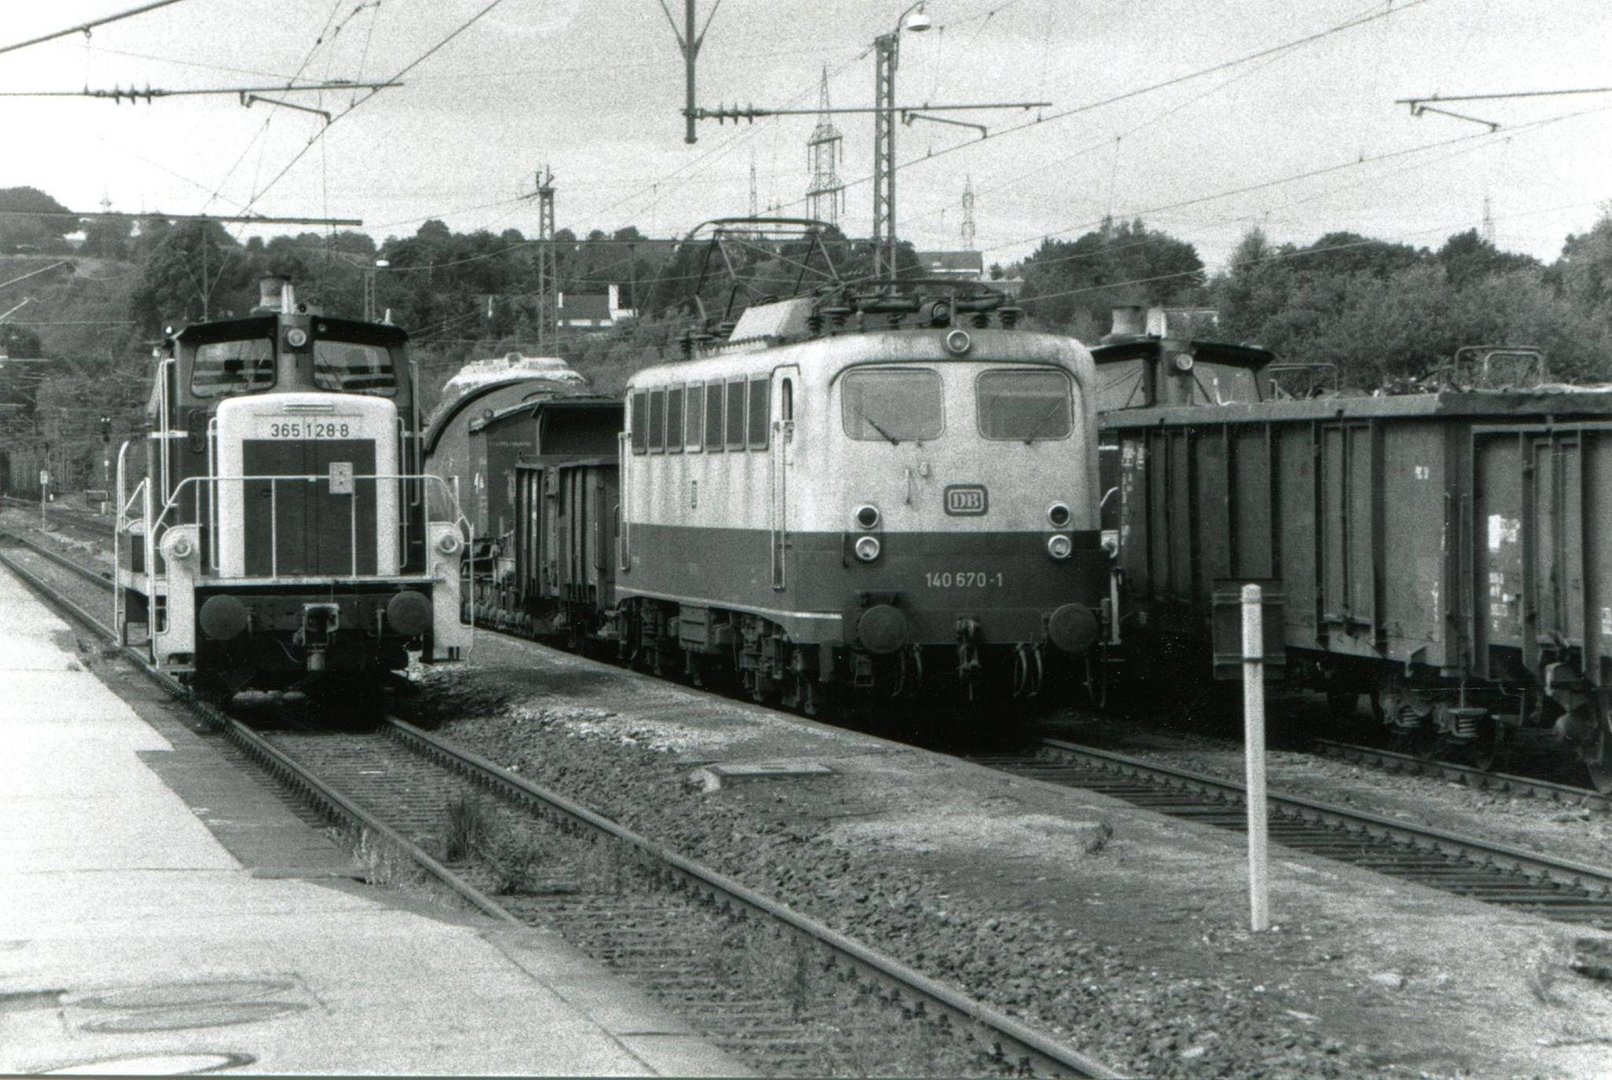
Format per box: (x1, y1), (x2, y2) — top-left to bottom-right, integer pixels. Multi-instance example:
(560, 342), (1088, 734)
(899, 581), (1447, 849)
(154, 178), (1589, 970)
(115, 276), (472, 701)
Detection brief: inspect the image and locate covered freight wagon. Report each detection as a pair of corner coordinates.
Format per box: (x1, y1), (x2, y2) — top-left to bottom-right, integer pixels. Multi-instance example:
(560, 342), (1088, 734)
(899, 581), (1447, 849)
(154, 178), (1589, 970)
(1097, 339), (1612, 788)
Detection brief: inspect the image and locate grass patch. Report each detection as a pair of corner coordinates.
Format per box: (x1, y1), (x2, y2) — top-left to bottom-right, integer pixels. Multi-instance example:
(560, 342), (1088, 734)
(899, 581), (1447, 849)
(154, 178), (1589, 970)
(350, 827), (425, 889)
(442, 794), (493, 862)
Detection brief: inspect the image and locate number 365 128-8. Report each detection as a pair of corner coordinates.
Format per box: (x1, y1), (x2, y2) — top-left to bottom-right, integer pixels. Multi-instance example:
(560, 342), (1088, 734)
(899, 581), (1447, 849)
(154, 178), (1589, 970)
(925, 570), (1003, 588)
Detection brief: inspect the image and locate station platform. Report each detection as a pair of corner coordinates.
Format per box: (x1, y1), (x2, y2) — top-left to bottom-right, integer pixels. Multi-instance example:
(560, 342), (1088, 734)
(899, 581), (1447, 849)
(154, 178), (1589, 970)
(0, 563), (748, 1077)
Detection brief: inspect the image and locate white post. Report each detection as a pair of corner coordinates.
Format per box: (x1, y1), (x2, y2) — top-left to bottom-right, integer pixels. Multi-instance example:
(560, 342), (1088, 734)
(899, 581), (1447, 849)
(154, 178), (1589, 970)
(39, 469), (48, 529)
(1242, 583), (1270, 932)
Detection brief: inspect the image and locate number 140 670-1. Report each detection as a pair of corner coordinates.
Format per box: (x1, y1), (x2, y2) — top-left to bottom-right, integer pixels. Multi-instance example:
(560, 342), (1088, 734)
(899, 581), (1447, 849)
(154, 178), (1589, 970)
(925, 570), (1003, 588)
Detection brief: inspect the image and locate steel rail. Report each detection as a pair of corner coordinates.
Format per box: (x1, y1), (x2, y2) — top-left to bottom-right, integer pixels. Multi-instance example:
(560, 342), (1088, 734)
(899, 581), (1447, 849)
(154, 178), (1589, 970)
(389, 717), (1123, 1080)
(1, 495), (117, 536)
(0, 543), (114, 635)
(0, 541), (518, 928)
(1036, 738), (1612, 899)
(0, 534), (1122, 1077)
(1313, 737), (1607, 807)
(3, 530), (110, 587)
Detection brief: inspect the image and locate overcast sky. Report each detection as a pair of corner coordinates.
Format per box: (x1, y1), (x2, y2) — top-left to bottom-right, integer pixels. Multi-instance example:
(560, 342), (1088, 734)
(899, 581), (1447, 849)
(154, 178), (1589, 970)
(3, 0), (1609, 272)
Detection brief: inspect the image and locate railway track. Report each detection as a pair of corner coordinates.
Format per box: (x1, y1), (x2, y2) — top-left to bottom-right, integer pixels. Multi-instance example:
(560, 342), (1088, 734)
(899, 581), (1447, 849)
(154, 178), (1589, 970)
(1, 493), (117, 539)
(0, 532), (1120, 1080)
(1313, 737), (1609, 809)
(976, 739), (1612, 929)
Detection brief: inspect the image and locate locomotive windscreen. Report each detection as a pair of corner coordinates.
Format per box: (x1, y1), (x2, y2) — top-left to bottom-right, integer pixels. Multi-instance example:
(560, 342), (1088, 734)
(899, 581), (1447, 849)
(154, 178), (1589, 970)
(313, 341), (397, 395)
(841, 369), (943, 443)
(192, 338), (276, 397)
(977, 370), (1072, 441)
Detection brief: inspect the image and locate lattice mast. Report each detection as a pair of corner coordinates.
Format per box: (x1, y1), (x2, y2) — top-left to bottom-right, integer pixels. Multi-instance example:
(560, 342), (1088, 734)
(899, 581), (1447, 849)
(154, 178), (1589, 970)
(805, 67), (844, 228)
(533, 167), (557, 348)
(961, 175), (976, 250)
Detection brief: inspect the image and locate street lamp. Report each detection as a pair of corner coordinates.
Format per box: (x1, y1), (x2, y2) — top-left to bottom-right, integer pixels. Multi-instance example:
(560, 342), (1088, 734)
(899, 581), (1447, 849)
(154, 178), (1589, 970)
(872, 3), (931, 284)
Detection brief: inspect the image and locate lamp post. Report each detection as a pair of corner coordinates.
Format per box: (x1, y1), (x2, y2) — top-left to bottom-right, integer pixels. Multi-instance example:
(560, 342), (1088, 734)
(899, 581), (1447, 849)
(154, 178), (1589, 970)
(872, 2), (931, 285)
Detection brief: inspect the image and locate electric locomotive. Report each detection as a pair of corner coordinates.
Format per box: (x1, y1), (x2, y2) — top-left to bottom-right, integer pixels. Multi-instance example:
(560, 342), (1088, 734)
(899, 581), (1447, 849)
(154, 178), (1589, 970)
(614, 285), (1112, 711)
(114, 276), (472, 701)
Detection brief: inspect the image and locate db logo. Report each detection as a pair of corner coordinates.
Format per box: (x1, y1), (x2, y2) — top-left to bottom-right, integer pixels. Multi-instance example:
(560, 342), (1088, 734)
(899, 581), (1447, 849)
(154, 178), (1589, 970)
(943, 484), (988, 516)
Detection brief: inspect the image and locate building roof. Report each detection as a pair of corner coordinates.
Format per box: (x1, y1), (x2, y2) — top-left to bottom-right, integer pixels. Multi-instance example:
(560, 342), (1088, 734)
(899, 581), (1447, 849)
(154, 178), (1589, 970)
(916, 250), (985, 276)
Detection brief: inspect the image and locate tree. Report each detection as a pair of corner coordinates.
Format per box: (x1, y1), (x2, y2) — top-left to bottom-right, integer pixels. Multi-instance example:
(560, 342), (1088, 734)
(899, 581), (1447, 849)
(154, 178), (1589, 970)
(1436, 229), (1538, 288)
(1019, 218), (1204, 338)
(1552, 210), (1612, 308)
(83, 214), (133, 259)
(127, 219), (253, 332)
(0, 187), (75, 253)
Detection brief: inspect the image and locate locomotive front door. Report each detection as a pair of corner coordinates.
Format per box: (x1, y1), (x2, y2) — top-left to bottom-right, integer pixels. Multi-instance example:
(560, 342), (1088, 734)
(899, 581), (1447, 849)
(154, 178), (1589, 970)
(769, 365), (798, 590)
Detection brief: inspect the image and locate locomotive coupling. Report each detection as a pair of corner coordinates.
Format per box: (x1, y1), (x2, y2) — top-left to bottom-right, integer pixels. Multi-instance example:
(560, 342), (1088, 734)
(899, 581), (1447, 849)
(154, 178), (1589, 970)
(956, 617), (983, 680)
(296, 603), (341, 671)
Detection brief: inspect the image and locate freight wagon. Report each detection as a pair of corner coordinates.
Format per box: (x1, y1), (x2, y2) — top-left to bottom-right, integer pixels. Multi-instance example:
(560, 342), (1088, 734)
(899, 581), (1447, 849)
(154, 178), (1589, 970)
(1096, 337), (1612, 787)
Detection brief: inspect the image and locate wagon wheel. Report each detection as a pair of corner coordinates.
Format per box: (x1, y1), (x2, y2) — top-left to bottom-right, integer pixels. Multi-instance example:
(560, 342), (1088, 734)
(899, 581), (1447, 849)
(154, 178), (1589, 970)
(1448, 721), (1504, 772)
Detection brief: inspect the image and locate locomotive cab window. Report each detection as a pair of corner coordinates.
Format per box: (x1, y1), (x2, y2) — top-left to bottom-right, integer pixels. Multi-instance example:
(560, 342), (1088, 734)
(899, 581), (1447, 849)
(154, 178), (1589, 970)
(313, 340), (397, 395)
(747, 376), (769, 449)
(977, 369), (1072, 441)
(704, 383), (724, 451)
(667, 387), (686, 454)
(1095, 358), (1148, 411)
(1184, 362), (1260, 406)
(725, 378), (747, 450)
(685, 382), (704, 451)
(780, 378), (793, 421)
(630, 391), (648, 454)
(648, 388), (666, 452)
(190, 337), (276, 397)
(842, 368), (943, 443)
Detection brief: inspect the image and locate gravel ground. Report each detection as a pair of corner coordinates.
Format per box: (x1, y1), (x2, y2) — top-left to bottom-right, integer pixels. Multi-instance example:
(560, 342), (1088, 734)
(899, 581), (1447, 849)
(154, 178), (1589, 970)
(415, 633), (1612, 1079)
(1040, 711), (1612, 872)
(14, 508), (1612, 1077)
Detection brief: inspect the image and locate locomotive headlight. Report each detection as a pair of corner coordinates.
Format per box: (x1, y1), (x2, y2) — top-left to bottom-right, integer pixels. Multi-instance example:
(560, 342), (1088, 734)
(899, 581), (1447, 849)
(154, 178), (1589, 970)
(1047, 502), (1071, 528)
(854, 535), (882, 562)
(167, 535), (195, 561)
(854, 504), (881, 530)
(1046, 534), (1073, 560)
(285, 327), (309, 349)
(436, 530), (462, 556)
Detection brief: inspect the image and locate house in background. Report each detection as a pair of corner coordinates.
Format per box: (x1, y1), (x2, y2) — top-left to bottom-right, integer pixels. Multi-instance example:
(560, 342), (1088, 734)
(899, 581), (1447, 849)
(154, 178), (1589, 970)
(915, 250), (985, 281)
(557, 283), (636, 330)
